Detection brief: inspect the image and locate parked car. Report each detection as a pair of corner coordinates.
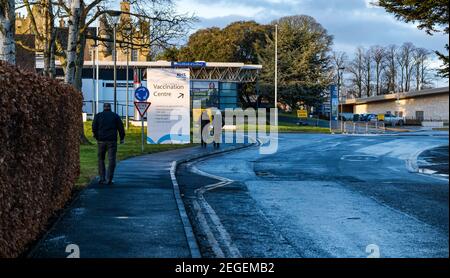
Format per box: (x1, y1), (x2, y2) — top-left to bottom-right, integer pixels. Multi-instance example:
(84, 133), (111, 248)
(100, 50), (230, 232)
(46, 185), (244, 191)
(381, 113), (405, 126)
(360, 113), (375, 122)
(359, 114), (368, 121)
(365, 114), (378, 122)
(339, 112), (354, 121)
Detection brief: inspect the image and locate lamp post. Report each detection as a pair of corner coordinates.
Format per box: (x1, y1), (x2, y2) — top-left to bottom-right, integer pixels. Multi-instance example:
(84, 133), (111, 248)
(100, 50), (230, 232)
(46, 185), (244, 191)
(123, 24), (132, 130)
(114, 24), (117, 113)
(95, 25), (99, 114)
(107, 11), (122, 113)
(337, 66), (345, 132)
(91, 45), (96, 115)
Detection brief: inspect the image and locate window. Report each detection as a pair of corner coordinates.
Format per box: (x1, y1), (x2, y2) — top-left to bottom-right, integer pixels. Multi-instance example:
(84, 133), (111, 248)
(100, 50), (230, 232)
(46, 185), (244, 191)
(219, 82), (238, 110)
(86, 47), (94, 60)
(416, 111), (424, 121)
(191, 82), (220, 108)
(131, 49), (138, 61)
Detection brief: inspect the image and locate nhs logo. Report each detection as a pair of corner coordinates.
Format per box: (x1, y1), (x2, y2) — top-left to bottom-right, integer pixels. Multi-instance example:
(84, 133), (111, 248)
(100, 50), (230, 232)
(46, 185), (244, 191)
(176, 73), (187, 79)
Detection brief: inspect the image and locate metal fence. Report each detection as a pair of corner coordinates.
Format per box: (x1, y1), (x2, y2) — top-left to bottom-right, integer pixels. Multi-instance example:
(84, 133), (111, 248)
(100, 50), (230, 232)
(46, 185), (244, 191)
(331, 120), (386, 134)
(83, 100), (135, 119)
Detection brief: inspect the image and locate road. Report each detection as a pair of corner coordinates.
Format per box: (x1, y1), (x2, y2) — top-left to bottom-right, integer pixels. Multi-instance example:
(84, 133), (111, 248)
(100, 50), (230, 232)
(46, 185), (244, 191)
(176, 132), (449, 258)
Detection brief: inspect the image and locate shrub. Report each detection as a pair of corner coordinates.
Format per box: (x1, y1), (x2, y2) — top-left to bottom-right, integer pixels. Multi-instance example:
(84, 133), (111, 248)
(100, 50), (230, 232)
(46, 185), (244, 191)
(0, 61), (82, 257)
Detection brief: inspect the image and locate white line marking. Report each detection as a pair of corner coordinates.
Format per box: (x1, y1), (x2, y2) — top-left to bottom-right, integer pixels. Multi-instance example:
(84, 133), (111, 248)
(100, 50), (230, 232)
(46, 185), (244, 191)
(171, 139), (259, 258)
(190, 163), (242, 258)
(192, 200), (225, 258)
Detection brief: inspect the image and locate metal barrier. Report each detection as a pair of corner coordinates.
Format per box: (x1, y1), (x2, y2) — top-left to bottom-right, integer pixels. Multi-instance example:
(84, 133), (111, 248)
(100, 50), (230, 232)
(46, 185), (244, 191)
(332, 120), (386, 134)
(83, 100), (135, 119)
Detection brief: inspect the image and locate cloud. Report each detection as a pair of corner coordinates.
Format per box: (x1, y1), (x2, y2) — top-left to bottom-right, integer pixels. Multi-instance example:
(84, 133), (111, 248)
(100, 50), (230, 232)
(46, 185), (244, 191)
(175, 0), (449, 67)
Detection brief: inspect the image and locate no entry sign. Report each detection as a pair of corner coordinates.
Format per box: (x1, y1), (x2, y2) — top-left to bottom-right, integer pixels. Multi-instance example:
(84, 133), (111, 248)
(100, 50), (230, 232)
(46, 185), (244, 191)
(134, 102), (151, 117)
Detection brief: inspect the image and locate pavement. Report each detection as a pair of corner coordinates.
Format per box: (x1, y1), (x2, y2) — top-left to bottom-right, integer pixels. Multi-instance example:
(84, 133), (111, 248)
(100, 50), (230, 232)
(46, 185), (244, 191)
(177, 131), (449, 258)
(30, 143), (248, 258)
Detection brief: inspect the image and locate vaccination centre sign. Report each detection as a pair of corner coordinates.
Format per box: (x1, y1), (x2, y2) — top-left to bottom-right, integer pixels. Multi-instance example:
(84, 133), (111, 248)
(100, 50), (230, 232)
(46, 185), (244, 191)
(146, 68), (191, 144)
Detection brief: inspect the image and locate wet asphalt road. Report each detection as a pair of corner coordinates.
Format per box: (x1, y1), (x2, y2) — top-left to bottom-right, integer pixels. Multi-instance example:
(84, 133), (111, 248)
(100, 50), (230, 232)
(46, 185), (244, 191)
(177, 132), (449, 258)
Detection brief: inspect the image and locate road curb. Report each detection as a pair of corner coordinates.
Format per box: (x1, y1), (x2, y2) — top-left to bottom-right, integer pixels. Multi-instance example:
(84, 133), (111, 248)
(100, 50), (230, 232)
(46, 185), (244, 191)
(170, 143), (255, 258)
(405, 143), (449, 173)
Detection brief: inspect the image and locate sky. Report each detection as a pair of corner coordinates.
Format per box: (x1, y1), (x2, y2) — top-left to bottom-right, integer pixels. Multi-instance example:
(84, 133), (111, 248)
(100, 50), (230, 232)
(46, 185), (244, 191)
(175, 0), (449, 84)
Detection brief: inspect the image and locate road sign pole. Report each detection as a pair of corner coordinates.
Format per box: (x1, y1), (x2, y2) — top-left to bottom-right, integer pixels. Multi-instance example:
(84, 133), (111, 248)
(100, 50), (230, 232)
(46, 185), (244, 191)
(134, 100), (151, 153)
(141, 116), (144, 153)
(134, 86), (151, 153)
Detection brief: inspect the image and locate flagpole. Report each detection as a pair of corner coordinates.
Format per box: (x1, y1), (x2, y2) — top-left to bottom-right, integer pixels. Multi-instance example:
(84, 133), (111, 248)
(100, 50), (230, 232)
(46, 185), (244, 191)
(95, 25), (99, 114)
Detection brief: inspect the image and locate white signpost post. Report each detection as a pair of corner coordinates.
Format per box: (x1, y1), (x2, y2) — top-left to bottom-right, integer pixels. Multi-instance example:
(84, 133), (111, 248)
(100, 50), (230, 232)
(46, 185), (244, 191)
(146, 68), (191, 144)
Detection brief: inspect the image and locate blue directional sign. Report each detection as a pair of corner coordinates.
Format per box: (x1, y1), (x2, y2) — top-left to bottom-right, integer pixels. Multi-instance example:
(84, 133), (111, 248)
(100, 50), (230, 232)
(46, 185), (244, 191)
(135, 86), (150, 101)
(171, 61), (207, 68)
(330, 85), (339, 121)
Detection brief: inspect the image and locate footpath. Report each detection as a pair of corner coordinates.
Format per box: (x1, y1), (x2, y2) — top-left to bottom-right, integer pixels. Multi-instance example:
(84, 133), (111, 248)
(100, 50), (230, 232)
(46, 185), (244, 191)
(30, 144), (249, 258)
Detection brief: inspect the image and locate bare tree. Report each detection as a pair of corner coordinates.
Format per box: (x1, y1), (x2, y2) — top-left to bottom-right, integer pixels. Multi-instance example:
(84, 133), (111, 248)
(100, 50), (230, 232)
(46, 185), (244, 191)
(331, 50), (347, 94)
(371, 45), (385, 95)
(0, 0), (15, 64)
(348, 47), (364, 98)
(384, 44), (397, 93)
(342, 43), (435, 98)
(413, 47), (431, 91)
(398, 42), (415, 92)
(362, 47), (372, 97)
(62, 0), (195, 90)
(64, 0), (81, 85)
(332, 51), (346, 72)
(15, 0), (194, 86)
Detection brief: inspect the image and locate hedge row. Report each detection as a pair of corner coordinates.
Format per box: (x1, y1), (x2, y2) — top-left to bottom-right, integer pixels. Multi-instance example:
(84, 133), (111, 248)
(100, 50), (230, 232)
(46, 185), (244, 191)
(0, 61), (82, 257)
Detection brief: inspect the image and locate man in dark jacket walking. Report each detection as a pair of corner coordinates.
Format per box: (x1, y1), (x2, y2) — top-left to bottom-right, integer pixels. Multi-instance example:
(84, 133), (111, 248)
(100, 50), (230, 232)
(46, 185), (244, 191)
(92, 103), (125, 185)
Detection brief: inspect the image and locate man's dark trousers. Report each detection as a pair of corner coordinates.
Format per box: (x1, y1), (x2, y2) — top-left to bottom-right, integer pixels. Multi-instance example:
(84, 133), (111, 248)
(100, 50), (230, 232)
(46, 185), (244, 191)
(98, 141), (118, 182)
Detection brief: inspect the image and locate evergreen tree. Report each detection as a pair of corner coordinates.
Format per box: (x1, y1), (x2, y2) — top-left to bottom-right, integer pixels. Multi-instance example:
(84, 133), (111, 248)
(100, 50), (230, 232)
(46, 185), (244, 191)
(174, 21), (268, 64)
(258, 15), (333, 110)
